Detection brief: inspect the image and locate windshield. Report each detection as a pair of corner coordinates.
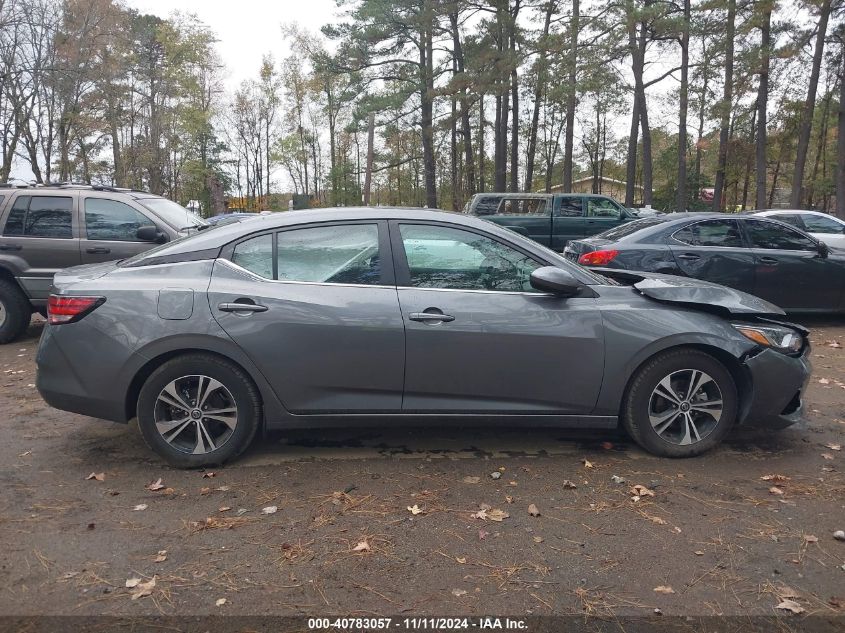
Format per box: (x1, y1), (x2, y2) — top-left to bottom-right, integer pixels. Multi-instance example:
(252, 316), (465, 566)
(137, 197), (208, 229)
(595, 217), (668, 241)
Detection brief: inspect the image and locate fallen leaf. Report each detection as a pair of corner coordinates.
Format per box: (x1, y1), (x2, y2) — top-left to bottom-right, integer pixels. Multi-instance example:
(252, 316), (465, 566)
(478, 529), (488, 540)
(769, 486), (785, 495)
(451, 589), (467, 597)
(261, 506), (278, 515)
(775, 599), (805, 614)
(611, 475), (625, 484)
(490, 471), (501, 480)
(653, 586), (675, 594)
(487, 508), (509, 522)
(154, 550), (167, 563)
(528, 503), (540, 517)
(775, 585), (801, 600)
(215, 598), (227, 606)
(462, 476), (481, 484)
(562, 480), (577, 489)
(822, 453), (835, 460)
(86, 472), (105, 482)
(694, 551), (704, 556)
(132, 504), (148, 511)
(130, 576), (156, 600)
(650, 516), (667, 525)
(826, 340), (842, 348)
(145, 478), (165, 491)
(470, 509), (488, 520)
(456, 556), (466, 564)
(125, 577), (141, 588)
(804, 534), (818, 543)
(200, 487), (211, 495)
(219, 506), (231, 512)
(407, 504), (423, 515)
(819, 378), (831, 385)
(582, 459), (594, 469)
(215, 486), (230, 492)
(825, 443), (841, 451)
(352, 540), (371, 553)
(533, 536), (544, 543)
(505, 495), (514, 504)
(630, 484), (655, 497)
(761, 474), (790, 483)
(203, 472), (216, 478)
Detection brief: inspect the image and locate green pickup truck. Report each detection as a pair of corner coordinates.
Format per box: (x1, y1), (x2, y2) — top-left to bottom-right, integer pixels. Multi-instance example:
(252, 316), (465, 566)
(464, 192), (639, 250)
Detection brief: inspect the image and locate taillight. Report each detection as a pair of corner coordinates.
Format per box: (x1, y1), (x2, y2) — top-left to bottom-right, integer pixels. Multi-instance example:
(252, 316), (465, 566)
(578, 250), (619, 266)
(47, 295), (105, 325)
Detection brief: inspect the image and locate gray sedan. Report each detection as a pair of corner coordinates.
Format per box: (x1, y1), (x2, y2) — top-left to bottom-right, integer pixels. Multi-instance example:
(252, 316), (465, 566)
(36, 208), (812, 467)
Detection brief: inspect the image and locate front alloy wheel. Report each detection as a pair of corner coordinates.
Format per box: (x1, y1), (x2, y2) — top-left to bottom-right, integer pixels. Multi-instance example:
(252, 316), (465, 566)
(648, 369), (723, 445)
(622, 349), (738, 457)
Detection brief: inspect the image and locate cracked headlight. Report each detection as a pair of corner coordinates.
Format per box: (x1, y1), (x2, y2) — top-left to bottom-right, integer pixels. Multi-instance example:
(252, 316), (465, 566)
(732, 323), (803, 354)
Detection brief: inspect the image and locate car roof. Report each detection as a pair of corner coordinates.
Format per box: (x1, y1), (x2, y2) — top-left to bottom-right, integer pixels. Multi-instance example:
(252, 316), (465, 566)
(128, 207), (513, 260)
(0, 183), (165, 201)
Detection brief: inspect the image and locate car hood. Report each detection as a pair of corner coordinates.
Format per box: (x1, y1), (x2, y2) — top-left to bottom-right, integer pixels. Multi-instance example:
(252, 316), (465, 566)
(591, 268), (786, 316)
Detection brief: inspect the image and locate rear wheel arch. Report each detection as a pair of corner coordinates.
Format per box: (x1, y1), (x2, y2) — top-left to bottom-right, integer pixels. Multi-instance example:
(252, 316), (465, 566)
(125, 349), (264, 424)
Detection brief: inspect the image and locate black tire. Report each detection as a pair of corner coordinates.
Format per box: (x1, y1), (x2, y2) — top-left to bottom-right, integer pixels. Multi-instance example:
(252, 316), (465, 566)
(621, 348), (738, 457)
(137, 354), (262, 468)
(0, 278), (32, 345)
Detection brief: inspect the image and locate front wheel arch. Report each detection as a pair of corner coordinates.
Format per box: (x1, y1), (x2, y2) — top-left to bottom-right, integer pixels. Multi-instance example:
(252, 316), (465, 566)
(620, 343), (751, 429)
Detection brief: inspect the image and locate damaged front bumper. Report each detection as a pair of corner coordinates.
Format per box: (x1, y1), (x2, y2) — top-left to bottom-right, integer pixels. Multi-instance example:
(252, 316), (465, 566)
(739, 345), (812, 429)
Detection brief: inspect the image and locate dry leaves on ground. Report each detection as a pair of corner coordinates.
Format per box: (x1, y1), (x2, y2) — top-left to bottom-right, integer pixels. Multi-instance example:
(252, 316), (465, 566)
(86, 472), (105, 482)
(261, 506), (278, 515)
(528, 504), (540, 517)
(126, 576), (156, 600)
(145, 478), (165, 491)
(407, 504), (424, 515)
(761, 474), (790, 483)
(825, 443), (841, 451)
(215, 598), (227, 606)
(352, 540), (371, 553)
(775, 599), (805, 614)
(132, 504), (147, 511)
(653, 586), (675, 594)
(153, 550), (167, 563)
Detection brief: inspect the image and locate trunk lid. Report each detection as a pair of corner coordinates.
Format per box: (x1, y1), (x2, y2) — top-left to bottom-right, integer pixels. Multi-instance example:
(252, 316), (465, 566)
(52, 261), (119, 292)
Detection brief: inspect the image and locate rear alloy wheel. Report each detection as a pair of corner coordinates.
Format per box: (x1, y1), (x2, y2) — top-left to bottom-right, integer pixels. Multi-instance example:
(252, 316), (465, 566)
(622, 349), (737, 457)
(0, 278), (32, 345)
(137, 354), (261, 467)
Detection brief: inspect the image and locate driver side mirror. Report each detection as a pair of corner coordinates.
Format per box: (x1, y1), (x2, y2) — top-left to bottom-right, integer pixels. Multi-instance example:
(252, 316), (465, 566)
(530, 266), (584, 297)
(136, 225), (167, 244)
(817, 241), (829, 258)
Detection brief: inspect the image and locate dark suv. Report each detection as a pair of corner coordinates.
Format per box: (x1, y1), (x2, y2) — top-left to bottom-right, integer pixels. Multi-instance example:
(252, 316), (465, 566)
(0, 184), (206, 343)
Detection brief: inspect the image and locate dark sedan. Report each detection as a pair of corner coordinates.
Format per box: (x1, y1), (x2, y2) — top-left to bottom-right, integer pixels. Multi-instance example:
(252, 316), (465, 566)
(564, 213), (845, 312)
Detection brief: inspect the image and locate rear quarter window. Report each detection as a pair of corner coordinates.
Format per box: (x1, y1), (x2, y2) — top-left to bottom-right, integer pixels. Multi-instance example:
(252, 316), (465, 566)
(595, 217), (668, 241)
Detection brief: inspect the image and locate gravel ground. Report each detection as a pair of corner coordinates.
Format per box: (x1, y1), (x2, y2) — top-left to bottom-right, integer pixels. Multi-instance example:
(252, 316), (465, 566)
(0, 317), (843, 621)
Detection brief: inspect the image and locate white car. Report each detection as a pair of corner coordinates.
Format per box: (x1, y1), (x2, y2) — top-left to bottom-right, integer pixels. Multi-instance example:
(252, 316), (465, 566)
(755, 210), (845, 249)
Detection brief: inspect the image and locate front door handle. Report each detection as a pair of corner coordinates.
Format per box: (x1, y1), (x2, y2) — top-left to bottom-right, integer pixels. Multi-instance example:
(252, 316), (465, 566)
(218, 302), (268, 313)
(677, 253), (700, 261)
(409, 311), (455, 323)
(86, 247), (111, 254)
(759, 257), (779, 265)
(0, 244), (22, 251)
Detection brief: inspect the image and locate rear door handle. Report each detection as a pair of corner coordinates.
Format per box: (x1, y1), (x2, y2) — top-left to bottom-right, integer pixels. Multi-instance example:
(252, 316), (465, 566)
(759, 257), (779, 265)
(86, 247), (111, 254)
(677, 253), (700, 261)
(218, 302), (268, 313)
(0, 244), (22, 251)
(409, 311), (455, 323)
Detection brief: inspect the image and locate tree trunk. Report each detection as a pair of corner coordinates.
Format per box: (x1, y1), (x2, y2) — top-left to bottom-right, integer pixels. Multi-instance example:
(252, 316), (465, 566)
(713, 0), (736, 211)
(808, 88), (832, 207)
(525, 1), (554, 193)
(790, 0), (831, 208)
(755, 9), (771, 210)
(676, 0), (690, 212)
(479, 94), (486, 192)
(637, 18), (653, 206)
(562, 0), (579, 192)
(449, 11), (475, 197)
(420, 7), (437, 208)
(836, 54), (845, 218)
(363, 112), (375, 205)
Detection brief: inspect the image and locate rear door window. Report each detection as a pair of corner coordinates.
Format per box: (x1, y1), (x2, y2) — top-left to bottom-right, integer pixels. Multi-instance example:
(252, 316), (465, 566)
(556, 197), (583, 217)
(497, 198), (549, 216)
(673, 219), (743, 247)
(3, 196), (73, 238)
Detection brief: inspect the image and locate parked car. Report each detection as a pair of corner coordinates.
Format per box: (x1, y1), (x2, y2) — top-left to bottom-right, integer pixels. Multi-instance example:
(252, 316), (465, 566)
(37, 207), (810, 467)
(563, 213), (845, 312)
(464, 192), (638, 250)
(754, 209), (845, 249)
(0, 184), (207, 343)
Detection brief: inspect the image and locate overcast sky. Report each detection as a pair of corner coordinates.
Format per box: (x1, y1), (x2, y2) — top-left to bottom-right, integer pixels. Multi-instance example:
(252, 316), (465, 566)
(125, 0), (339, 89)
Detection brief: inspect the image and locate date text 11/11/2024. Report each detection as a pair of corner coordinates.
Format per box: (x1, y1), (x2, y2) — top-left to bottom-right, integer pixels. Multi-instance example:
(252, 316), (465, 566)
(307, 617), (528, 630)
